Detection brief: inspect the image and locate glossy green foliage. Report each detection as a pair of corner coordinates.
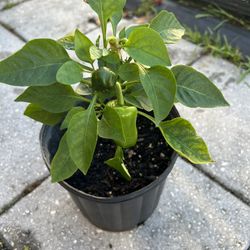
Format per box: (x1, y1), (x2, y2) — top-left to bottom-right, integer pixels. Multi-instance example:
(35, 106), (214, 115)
(0, 0), (229, 182)
(75, 29), (94, 63)
(56, 61), (83, 85)
(118, 63), (139, 82)
(0, 39), (69, 86)
(87, 0), (126, 46)
(58, 31), (75, 50)
(60, 107), (85, 130)
(66, 98), (98, 175)
(16, 83), (84, 113)
(124, 83), (152, 112)
(172, 65), (229, 108)
(24, 104), (65, 125)
(160, 118), (213, 164)
(50, 133), (78, 183)
(149, 10), (185, 44)
(125, 27), (171, 67)
(98, 52), (121, 73)
(139, 66), (176, 125)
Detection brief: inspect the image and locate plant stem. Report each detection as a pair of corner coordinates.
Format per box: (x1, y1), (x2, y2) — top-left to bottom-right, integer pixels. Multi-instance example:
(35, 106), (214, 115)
(122, 80), (140, 88)
(115, 82), (124, 106)
(80, 79), (91, 86)
(138, 111), (156, 125)
(81, 64), (94, 72)
(81, 97), (92, 103)
(101, 23), (107, 48)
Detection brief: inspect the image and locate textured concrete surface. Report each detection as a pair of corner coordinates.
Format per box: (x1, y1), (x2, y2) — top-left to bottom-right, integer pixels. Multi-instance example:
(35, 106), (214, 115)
(0, 0), (250, 249)
(0, 158), (249, 250)
(0, 0), (97, 40)
(0, 84), (48, 210)
(0, 25), (24, 59)
(168, 39), (203, 65)
(0, 0), (24, 10)
(176, 56), (250, 204)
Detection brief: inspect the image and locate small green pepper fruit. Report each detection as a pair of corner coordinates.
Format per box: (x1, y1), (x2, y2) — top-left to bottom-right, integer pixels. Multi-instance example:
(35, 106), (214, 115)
(98, 103), (138, 148)
(92, 67), (117, 91)
(113, 105), (138, 148)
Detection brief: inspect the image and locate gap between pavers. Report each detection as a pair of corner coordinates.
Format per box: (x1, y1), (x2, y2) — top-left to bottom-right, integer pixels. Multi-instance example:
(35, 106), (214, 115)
(176, 55), (250, 205)
(0, 0), (98, 40)
(0, 158), (249, 250)
(0, 0), (30, 11)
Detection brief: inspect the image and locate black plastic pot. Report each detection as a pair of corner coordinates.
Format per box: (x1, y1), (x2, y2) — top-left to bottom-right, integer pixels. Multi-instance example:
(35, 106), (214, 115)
(39, 107), (180, 232)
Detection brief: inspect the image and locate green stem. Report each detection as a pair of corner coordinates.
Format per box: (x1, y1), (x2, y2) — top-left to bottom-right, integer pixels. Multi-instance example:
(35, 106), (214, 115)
(101, 23), (107, 48)
(115, 82), (124, 106)
(138, 111), (156, 125)
(81, 97), (92, 104)
(80, 79), (91, 86)
(81, 64), (94, 72)
(122, 80), (140, 88)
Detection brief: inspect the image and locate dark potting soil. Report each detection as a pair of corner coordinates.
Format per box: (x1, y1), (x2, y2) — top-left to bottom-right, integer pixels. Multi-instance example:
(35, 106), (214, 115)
(60, 114), (175, 198)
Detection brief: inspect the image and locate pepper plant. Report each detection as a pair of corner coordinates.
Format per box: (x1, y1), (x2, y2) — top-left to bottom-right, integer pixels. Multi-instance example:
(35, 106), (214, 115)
(0, 0), (229, 182)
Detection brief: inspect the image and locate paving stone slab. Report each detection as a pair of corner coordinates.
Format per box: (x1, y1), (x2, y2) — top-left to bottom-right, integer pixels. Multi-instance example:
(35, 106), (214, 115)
(0, 0), (97, 40)
(168, 39), (203, 65)
(176, 55), (250, 203)
(0, 25), (24, 59)
(0, 24), (48, 210)
(0, 84), (48, 210)
(0, 158), (249, 250)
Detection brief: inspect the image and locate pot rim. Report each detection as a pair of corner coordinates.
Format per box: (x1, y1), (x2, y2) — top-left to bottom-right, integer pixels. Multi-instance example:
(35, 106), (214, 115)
(39, 107), (180, 204)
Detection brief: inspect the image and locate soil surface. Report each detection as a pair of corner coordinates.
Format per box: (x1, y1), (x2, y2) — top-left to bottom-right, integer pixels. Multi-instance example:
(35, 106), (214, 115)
(63, 114), (175, 198)
(48, 112), (176, 198)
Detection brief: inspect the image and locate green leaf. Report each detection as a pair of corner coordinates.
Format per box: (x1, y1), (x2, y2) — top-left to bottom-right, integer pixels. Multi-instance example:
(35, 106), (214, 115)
(98, 106), (138, 148)
(149, 10), (185, 44)
(0, 39), (69, 86)
(58, 31), (75, 50)
(110, 11), (123, 36)
(87, 0), (125, 23)
(60, 107), (85, 130)
(160, 118), (213, 164)
(105, 147), (131, 181)
(119, 27), (126, 39)
(139, 66), (176, 125)
(125, 27), (171, 67)
(56, 61), (83, 85)
(125, 24), (149, 38)
(172, 65), (229, 108)
(124, 83), (153, 112)
(15, 83), (84, 113)
(98, 52), (121, 73)
(24, 104), (65, 125)
(75, 29), (94, 63)
(118, 63), (139, 82)
(87, 0), (126, 44)
(89, 46), (109, 61)
(67, 97), (98, 175)
(50, 133), (78, 183)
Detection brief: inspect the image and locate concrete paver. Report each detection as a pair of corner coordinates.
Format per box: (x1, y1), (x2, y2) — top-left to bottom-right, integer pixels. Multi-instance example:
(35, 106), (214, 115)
(0, 0), (97, 40)
(0, 158), (249, 250)
(176, 55), (250, 203)
(0, 25), (24, 59)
